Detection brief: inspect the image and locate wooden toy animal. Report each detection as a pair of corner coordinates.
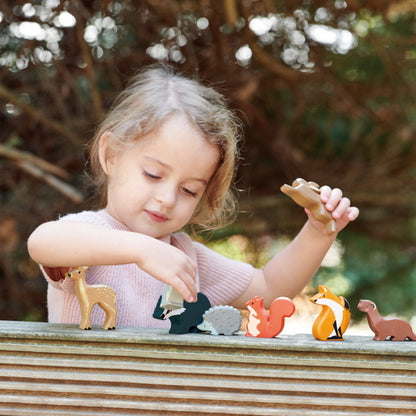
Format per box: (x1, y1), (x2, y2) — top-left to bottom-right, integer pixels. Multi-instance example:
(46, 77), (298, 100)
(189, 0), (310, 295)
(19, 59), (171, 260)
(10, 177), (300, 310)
(197, 305), (242, 335)
(280, 178), (337, 235)
(160, 285), (184, 310)
(153, 292), (211, 334)
(245, 296), (295, 338)
(357, 299), (416, 341)
(310, 285), (350, 340)
(65, 266), (117, 330)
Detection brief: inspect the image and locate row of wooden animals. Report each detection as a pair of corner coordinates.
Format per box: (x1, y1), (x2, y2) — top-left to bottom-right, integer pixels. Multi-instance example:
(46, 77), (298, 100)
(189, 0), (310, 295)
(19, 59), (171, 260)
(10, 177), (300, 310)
(66, 267), (415, 341)
(64, 178), (331, 332)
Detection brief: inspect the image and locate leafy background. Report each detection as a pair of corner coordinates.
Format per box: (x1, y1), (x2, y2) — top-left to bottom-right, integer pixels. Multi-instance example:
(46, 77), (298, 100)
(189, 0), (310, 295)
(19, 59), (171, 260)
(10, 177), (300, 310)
(0, 0), (415, 323)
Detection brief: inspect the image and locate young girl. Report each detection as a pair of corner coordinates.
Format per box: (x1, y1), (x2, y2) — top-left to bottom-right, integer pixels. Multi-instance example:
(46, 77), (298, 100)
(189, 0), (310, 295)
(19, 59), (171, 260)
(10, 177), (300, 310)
(28, 65), (359, 328)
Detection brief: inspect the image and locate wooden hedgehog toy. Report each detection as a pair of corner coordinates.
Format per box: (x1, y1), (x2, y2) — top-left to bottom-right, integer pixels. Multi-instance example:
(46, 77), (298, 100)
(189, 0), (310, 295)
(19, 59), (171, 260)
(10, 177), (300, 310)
(197, 305), (242, 335)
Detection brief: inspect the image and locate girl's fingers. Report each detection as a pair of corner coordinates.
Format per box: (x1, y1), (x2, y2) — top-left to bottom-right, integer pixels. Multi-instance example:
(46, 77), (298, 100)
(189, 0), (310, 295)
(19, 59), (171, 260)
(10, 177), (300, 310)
(185, 259), (197, 277)
(319, 185), (332, 203)
(347, 206), (360, 221)
(176, 268), (197, 303)
(325, 188), (343, 211)
(332, 197), (351, 219)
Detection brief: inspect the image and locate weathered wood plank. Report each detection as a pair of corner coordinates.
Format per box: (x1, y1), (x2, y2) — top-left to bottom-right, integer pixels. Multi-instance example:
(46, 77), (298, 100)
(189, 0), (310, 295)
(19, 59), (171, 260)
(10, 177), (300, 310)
(1, 354), (415, 384)
(0, 320), (415, 415)
(0, 409), (409, 416)
(1, 371), (414, 398)
(1, 380), (415, 403)
(0, 393), (415, 412)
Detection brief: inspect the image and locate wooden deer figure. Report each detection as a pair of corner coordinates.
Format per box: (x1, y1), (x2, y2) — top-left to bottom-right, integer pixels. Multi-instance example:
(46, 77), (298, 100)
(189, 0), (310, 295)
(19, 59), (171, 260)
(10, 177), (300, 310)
(281, 178), (337, 235)
(65, 266), (117, 330)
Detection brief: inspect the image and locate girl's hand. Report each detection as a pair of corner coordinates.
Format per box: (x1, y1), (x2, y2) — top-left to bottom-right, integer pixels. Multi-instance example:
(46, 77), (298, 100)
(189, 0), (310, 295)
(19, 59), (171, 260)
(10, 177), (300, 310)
(305, 186), (359, 236)
(137, 237), (197, 303)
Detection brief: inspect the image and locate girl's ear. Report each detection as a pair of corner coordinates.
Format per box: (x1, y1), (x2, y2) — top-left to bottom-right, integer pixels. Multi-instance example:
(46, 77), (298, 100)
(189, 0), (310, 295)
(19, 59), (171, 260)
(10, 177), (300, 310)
(98, 132), (115, 175)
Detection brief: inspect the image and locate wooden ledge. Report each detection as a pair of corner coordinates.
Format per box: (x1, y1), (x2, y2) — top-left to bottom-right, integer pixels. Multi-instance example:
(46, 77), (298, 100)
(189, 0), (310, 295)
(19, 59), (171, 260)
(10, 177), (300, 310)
(0, 320), (415, 356)
(0, 320), (415, 416)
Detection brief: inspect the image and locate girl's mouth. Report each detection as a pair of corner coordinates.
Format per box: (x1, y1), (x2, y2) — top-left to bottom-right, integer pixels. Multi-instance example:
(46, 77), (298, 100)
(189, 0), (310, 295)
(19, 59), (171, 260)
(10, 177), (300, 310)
(145, 210), (168, 223)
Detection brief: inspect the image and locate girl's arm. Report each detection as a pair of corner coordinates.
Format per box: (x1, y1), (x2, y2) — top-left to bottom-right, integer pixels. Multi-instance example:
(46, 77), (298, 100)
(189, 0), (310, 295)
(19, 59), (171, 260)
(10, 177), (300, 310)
(27, 221), (197, 302)
(231, 186), (359, 309)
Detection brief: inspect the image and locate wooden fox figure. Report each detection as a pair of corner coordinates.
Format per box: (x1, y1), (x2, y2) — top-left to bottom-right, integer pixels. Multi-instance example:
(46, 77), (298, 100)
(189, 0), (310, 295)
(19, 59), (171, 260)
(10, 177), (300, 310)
(245, 296), (295, 338)
(310, 285), (350, 341)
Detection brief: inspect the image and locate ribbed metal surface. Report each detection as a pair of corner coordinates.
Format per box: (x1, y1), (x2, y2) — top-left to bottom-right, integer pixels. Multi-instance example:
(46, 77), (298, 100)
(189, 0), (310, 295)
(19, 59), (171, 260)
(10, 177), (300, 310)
(0, 321), (415, 415)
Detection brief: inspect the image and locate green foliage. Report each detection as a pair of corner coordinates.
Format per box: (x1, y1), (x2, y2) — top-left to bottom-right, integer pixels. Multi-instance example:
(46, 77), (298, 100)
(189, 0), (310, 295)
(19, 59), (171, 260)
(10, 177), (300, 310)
(312, 230), (416, 321)
(341, 231), (416, 320)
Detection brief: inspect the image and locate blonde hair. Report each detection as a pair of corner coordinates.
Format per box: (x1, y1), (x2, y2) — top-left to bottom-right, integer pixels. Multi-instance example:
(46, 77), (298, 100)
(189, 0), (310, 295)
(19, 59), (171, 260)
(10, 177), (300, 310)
(89, 64), (242, 230)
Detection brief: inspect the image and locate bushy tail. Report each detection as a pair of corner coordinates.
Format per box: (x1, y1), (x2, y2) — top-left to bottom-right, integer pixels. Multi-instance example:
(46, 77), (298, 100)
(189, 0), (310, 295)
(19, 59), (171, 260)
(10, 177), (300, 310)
(269, 297), (296, 333)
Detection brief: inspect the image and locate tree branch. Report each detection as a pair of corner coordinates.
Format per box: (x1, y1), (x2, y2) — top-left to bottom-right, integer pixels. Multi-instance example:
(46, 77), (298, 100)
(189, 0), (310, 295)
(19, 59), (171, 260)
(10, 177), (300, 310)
(15, 159), (83, 204)
(0, 144), (83, 203)
(0, 144), (69, 179)
(238, 1), (300, 83)
(71, 2), (104, 119)
(0, 84), (82, 145)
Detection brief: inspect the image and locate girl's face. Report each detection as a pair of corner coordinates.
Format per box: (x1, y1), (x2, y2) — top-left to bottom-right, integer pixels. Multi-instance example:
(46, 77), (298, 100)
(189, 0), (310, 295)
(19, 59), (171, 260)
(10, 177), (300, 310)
(102, 114), (220, 242)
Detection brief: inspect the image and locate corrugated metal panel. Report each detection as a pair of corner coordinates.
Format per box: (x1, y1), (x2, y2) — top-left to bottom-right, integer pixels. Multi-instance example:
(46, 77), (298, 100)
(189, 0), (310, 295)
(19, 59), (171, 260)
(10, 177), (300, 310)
(0, 321), (415, 415)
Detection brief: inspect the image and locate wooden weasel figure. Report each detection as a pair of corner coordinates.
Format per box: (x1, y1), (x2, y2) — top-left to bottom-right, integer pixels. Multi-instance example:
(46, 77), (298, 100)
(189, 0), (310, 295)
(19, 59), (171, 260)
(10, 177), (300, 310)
(66, 266), (117, 330)
(357, 299), (416, 341)
(245, 296), (295, 338)
(310, 285), (350, 341)
(280, 178), (337, 235)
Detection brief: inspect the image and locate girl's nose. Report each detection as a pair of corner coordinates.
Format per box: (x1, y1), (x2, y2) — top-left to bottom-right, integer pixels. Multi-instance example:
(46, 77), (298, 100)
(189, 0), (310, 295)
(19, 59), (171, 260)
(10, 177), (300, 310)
(155, 184), (176, 207)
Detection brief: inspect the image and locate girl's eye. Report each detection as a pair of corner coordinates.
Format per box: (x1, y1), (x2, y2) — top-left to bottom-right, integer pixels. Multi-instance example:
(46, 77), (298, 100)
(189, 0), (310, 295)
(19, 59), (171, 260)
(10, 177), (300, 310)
(182, 187), (197, 198)
(143, 170), (160, 180)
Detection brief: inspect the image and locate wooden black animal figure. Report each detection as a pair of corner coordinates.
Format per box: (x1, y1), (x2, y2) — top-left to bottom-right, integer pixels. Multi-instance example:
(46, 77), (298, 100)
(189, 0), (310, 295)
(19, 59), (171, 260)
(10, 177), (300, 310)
(153, 292), (211, 334)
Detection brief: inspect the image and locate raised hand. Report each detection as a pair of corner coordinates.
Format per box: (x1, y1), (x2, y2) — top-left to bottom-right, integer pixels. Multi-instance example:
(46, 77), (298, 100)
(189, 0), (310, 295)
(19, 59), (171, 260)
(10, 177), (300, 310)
(306, 185), (359, 235)
(137, 237), (197, 303)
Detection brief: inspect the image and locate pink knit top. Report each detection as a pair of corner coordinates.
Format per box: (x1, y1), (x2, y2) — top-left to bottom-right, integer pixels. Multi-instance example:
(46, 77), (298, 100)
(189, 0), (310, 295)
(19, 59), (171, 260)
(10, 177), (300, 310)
(40, 210), (253, 328)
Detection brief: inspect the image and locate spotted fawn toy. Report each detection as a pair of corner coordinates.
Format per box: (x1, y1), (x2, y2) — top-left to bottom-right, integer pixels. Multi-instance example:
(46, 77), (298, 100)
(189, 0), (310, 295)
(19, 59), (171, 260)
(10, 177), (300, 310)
(281, 178), (337, 235)
(245, 296), (295, 338)
(310, 285), (350, 340)
(65, 266), (117, 330)
(197, 305), (242, 335)
(357, 299), (416, 341)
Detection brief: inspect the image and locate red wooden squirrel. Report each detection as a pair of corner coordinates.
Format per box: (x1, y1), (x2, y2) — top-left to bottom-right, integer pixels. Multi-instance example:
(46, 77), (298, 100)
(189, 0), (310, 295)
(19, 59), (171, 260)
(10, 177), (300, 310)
(245, 296), (295, 338)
